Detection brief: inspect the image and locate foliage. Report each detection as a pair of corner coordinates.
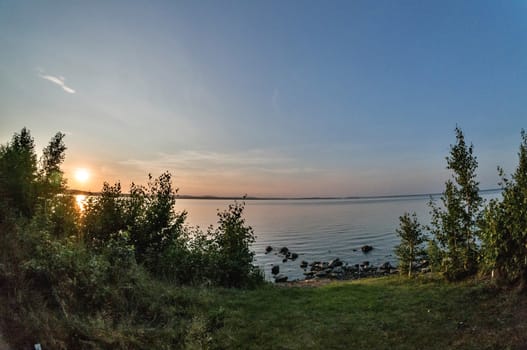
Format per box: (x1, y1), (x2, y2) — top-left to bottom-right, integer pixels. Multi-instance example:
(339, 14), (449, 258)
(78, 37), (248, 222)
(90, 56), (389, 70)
(131, 172), (185, 267)
(0, 128), (67, 219)
(82, 173), (188, 271)
(208, 201), (262, 288)
(83, 175), (263, 287)
(429, 127), (483, 280)
(0, 128), (254, 348)
(480, 130), (527, 289)
(426, 239), (443, 273)
(1, 222), (198, 349)
(40, 132), (67, 197)
(83, 182), (126, 245)
(0, 127), (38, 217)
(395, 212), (425, 277)
(156, 201), (264, 288)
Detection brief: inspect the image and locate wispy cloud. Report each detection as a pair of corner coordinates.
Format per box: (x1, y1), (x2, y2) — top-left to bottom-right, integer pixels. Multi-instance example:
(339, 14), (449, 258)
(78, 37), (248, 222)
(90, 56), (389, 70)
(120, 149), (321, 176)
(38, 71), (76, 94)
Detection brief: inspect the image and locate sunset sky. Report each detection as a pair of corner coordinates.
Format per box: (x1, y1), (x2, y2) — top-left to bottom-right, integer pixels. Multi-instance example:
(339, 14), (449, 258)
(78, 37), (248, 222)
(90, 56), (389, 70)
(1, 1), (526, 197)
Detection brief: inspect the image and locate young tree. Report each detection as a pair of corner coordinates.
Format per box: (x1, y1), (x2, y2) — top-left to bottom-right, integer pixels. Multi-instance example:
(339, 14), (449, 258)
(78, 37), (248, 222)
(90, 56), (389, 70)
(40, 132), (67, 196)
(429, 127), (483, 280)
(395, 212), (425, 277)
(0, 128), (38, 218)
(209, 200), (261, 287)
(481, 130), (527, 289)
(83, 182), (126, 246)
(134, 172), (186, 267)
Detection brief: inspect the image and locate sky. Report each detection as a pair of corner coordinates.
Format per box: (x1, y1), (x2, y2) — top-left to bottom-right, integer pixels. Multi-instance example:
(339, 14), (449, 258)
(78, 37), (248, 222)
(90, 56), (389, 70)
(0, 0), (526, 197)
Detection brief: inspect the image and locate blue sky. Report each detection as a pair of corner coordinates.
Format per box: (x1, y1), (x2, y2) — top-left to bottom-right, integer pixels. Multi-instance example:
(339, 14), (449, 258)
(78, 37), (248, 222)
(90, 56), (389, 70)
(1, 0), (526, 196)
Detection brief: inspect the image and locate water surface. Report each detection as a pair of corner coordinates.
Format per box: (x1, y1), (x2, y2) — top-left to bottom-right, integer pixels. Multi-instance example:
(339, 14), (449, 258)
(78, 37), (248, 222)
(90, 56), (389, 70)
(176, 195), (435, 280)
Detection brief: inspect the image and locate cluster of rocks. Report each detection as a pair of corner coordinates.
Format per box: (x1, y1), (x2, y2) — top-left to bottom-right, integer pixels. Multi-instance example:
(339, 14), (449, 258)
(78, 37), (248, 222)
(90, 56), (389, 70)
(266, 246), (299, 262)
(268, 246), (302, 282)
(268, 244), (402, 283)
(302, 258), (397, 281)
(413, 259), (431, 273)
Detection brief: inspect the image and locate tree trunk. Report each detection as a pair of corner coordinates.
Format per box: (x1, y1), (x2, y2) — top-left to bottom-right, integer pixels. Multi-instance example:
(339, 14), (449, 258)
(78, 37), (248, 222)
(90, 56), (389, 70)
(408, 245), (413, 277)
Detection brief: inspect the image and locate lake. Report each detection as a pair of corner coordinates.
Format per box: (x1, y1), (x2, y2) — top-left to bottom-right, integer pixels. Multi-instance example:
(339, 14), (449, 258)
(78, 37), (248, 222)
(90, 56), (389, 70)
(175, 191), (499, 281)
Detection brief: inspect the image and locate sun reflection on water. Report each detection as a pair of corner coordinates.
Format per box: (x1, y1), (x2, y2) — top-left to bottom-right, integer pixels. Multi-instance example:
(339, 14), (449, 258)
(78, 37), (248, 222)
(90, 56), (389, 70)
(75, 194), (87, 211)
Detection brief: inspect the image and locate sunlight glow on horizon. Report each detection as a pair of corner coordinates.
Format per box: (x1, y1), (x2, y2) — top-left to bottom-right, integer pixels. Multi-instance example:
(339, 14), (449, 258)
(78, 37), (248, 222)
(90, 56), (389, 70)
(1, 2), (524, 197)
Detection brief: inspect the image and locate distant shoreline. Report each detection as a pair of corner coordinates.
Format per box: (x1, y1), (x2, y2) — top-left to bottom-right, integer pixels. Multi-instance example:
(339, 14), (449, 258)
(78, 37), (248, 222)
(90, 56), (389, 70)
(66, 188), (501, 201)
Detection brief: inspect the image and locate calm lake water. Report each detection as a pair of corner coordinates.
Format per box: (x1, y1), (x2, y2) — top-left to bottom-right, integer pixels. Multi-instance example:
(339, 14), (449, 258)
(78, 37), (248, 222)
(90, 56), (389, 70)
(174, 191), (499, 281)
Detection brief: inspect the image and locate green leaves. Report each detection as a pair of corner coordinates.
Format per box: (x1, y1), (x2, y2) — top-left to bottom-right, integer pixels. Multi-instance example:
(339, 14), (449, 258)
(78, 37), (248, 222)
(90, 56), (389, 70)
(210, 200), (259, 287)
(480, 130), (527, 288)
(429, 127), (483, 280)
(0, 128), (67, 219)
(395, 212), (425, 277)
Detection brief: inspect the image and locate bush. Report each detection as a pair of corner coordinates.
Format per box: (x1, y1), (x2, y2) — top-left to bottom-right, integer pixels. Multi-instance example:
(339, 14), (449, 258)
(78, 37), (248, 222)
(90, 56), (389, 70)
(155, 201), (264, 288)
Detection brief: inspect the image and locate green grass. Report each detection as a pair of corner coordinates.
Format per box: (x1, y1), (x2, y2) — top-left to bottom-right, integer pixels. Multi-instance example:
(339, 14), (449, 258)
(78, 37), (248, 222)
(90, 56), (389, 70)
(3, 273), (527, 349)
(203, 276), (527, 350)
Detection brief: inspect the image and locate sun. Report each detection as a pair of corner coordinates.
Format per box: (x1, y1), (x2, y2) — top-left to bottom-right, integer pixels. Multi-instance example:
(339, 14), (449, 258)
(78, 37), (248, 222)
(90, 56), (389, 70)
(74, 168), (90, 183)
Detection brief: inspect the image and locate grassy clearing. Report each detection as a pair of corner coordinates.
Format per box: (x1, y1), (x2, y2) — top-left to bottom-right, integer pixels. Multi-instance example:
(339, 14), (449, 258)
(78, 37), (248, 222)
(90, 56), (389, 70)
(206, 275), (527, 350)
(3, 274), (527, 349)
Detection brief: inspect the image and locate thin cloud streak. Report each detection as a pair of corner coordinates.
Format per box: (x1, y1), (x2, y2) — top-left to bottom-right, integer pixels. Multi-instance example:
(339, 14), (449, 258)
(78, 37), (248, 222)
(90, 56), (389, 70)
(120, 149), (322, 176)
(38, 72), (76, 94)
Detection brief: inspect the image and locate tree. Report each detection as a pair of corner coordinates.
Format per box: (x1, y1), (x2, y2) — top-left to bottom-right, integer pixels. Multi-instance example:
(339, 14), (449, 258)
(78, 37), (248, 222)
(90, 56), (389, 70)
(395, 212), (425, 277)
(209, 200), (260, 287)
(40, 132), (67, 196)
(481, 130), (527, 289)
(429, 127), (483, 280)
(134, 172), (186, 267)
(83, 181), (126, 246)
(0, 128), (68, 220)
(0, 127), (38, 218)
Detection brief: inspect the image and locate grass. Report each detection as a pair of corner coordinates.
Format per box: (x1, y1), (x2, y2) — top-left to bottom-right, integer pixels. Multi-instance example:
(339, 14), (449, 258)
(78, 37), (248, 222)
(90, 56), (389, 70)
(203, 275), (527, 350)
(3, 271), (527, 349)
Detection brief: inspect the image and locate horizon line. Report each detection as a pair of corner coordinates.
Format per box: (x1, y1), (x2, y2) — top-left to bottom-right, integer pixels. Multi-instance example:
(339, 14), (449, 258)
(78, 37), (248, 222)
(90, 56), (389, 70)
(66, 187), (501, 201)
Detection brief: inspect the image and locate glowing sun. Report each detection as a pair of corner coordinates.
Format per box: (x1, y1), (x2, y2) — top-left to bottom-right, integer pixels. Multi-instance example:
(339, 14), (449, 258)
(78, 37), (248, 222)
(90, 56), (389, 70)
(74, 168), (90, 183)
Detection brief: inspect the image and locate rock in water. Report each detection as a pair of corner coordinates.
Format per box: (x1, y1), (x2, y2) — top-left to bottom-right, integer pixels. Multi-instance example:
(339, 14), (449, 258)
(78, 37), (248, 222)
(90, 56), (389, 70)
(279, 247), (289, 255)
(274, 274), (288, 283)
(271, 265), (280, 275)
(361, 245), (373, 253)
(300, 260), (308, 269)
(328, 258), (342, 268)
(379, 262), (393, 270)
(315, 271), (327, 278)
(265, 246), (273, 253)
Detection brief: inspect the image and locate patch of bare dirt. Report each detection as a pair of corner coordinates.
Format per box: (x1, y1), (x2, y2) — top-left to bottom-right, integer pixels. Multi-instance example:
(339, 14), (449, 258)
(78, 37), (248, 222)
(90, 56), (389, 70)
(275, 278), (342, 288)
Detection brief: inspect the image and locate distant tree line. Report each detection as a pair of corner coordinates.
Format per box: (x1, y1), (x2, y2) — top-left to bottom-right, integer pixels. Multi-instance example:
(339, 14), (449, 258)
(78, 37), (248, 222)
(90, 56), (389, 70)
(395, 126), (527, 290)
